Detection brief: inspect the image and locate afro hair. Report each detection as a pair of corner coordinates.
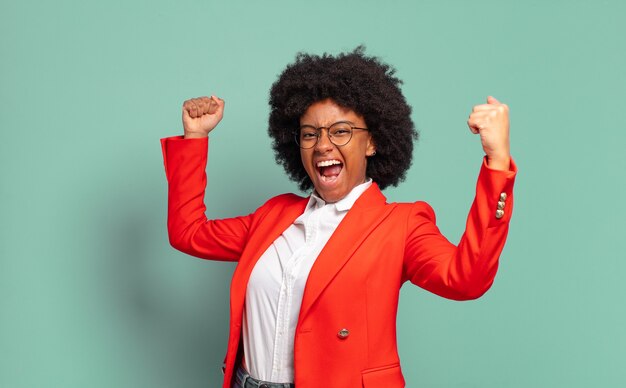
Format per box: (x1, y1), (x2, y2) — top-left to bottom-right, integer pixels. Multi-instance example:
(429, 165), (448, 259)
(268, 46), (417, 191)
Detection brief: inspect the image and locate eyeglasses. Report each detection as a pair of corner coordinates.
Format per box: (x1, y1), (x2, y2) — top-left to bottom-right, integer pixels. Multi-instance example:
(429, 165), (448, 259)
(295, 121), (369, 149)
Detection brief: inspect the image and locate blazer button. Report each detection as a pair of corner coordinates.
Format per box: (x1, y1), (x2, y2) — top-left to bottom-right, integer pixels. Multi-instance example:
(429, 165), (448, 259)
(337, 328), (350, 339)
(497, 200), (506, 210)
(495, 209), (504, 219)
(499, 192), (507, 202)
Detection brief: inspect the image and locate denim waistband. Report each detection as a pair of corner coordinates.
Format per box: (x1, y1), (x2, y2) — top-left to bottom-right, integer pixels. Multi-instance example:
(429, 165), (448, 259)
(233, 365), (295, 388)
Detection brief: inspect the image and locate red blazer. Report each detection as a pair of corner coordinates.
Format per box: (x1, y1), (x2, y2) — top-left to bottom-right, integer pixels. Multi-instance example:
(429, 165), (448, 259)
(161, 136), (517, 387)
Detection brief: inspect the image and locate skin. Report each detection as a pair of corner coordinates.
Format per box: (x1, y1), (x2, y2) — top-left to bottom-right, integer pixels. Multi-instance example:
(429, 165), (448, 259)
(182, 95), (225, 139)
(467, 96), (511, 171)
(298, 99), (376, 203)
(181, 94), (511, 199)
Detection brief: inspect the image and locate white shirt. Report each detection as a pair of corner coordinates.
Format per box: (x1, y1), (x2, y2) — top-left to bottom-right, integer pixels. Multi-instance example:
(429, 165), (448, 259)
(242, 179), (372, 383)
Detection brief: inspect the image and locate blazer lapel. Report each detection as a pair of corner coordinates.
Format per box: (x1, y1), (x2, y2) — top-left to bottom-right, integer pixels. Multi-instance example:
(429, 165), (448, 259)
(298, 183), (395, 321)
(230, 196), (308, 321)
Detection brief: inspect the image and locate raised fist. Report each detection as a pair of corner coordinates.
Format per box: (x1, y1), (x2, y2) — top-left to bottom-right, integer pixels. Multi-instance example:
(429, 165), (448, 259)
(467, 96), (511, 170)
(182, 95), (225, 138)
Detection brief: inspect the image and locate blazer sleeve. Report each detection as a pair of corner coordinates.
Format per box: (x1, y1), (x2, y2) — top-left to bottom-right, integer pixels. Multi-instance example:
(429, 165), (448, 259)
(402, 157), (518, 300)
(161, 135), (252, 262)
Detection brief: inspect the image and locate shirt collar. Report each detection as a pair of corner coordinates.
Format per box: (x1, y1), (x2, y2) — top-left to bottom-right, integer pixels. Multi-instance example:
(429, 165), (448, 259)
(309, 178), (373, 212)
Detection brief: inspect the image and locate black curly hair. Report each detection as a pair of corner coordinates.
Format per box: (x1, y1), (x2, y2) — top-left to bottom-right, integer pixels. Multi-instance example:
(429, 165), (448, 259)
(268, 46), (417, 191)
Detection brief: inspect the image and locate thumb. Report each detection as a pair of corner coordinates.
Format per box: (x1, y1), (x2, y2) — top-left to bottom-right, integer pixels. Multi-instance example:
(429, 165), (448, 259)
(208, 95), (224, 114)
(212, 95), (225, 109)
(487, 95), (501, 104)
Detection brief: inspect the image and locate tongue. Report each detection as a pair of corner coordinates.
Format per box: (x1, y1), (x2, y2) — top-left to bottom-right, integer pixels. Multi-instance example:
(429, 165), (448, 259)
(321, 165), (342, 177)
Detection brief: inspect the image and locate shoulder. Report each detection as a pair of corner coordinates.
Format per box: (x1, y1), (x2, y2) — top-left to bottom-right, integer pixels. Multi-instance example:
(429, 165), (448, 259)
(253, 192), (307, 214)
(390, 200), (437, 223)
(264, 192), (306, 206)
(362, 183), (437, 223)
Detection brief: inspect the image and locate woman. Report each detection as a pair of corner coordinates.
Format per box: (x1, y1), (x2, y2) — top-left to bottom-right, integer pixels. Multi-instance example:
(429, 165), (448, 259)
(160, 48), (516, 388)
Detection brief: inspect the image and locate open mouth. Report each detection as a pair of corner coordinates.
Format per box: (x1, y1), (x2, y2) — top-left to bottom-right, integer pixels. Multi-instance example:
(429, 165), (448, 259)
(316, 159), (343, 182)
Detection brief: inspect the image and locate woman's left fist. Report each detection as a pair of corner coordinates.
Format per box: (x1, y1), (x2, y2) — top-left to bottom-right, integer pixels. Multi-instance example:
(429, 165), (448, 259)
(467, 96), (511, 170)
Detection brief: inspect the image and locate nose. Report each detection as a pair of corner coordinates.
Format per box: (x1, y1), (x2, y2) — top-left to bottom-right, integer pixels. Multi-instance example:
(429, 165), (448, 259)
(314, 128), (334, 153)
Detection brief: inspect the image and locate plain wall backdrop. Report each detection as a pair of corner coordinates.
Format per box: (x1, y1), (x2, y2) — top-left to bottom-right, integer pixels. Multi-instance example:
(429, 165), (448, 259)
(1, 0), (625, 387)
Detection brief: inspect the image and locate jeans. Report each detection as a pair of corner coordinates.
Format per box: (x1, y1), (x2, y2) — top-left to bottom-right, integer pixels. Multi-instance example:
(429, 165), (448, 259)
(232, 365), (296, 388)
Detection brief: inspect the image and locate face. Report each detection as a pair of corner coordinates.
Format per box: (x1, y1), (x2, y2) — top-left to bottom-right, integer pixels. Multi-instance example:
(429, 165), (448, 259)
(299, 99), (376, 203)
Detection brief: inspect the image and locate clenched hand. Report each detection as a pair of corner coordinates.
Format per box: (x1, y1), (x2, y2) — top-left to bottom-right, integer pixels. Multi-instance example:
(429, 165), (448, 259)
(182, 95), (225, 139)
(467, 96), (511, 170)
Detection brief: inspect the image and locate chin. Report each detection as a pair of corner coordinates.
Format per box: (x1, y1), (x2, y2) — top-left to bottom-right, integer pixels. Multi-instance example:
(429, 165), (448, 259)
(315, 187), (346, 203)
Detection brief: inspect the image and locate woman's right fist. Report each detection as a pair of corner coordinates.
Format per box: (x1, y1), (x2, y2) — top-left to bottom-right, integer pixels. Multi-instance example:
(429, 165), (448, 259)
(182, 96), (225, 138)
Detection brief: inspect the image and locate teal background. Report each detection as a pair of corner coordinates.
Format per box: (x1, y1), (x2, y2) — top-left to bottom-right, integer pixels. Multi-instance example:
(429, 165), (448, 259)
(2, 0), (625, 386)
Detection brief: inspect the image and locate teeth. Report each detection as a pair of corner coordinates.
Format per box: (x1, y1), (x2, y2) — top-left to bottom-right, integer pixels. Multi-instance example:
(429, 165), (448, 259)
(316, 160), (341, 167)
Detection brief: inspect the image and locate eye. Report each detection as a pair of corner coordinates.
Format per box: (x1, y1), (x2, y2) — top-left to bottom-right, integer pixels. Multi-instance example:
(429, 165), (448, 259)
(300, 128), (318, 139)
(330, 124), (351, 136)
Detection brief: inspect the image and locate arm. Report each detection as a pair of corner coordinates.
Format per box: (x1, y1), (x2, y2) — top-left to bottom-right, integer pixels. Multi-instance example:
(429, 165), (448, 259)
(161, 95), (252, 261)
(161, 135), (251, 261)
(402, 95), (515, 300)
(402, 158), (517, 300)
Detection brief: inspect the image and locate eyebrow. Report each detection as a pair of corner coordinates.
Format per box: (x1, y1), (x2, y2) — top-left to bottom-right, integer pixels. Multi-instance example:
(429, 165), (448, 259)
(299, 120), (356, 128)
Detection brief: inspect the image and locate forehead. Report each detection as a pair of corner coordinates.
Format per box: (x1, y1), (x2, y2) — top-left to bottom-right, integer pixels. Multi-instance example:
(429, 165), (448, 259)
(300, 98), (363, 125)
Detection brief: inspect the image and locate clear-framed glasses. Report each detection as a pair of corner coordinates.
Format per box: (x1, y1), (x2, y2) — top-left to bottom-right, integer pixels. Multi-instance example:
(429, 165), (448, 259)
(295, 121), (369, 149)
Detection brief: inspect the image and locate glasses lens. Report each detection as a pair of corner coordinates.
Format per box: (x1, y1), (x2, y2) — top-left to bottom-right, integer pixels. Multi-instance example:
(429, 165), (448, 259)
(329, 123), (353, 146)
(297, 127), (318, 148)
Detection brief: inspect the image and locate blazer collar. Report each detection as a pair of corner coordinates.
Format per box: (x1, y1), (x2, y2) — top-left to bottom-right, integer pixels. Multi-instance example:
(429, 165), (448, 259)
(297, 183), (392, 322)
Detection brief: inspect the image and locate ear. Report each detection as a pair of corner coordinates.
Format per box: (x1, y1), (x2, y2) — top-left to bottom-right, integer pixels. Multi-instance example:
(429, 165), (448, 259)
(366, 135), (376, 157)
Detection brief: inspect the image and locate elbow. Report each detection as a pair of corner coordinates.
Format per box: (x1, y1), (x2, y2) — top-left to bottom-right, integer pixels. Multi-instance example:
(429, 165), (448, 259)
(167, 233), (184, 252)
(448, 256), (499, 301)
(441, 266), (496, 300)
(167, 225), (189, 253)
(168, 234), (181, 251)
(166, 217), (202, 253)
(420, 273), (496, 301)
(453, 275), (496, 301)
(457, 282), (492, 301)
